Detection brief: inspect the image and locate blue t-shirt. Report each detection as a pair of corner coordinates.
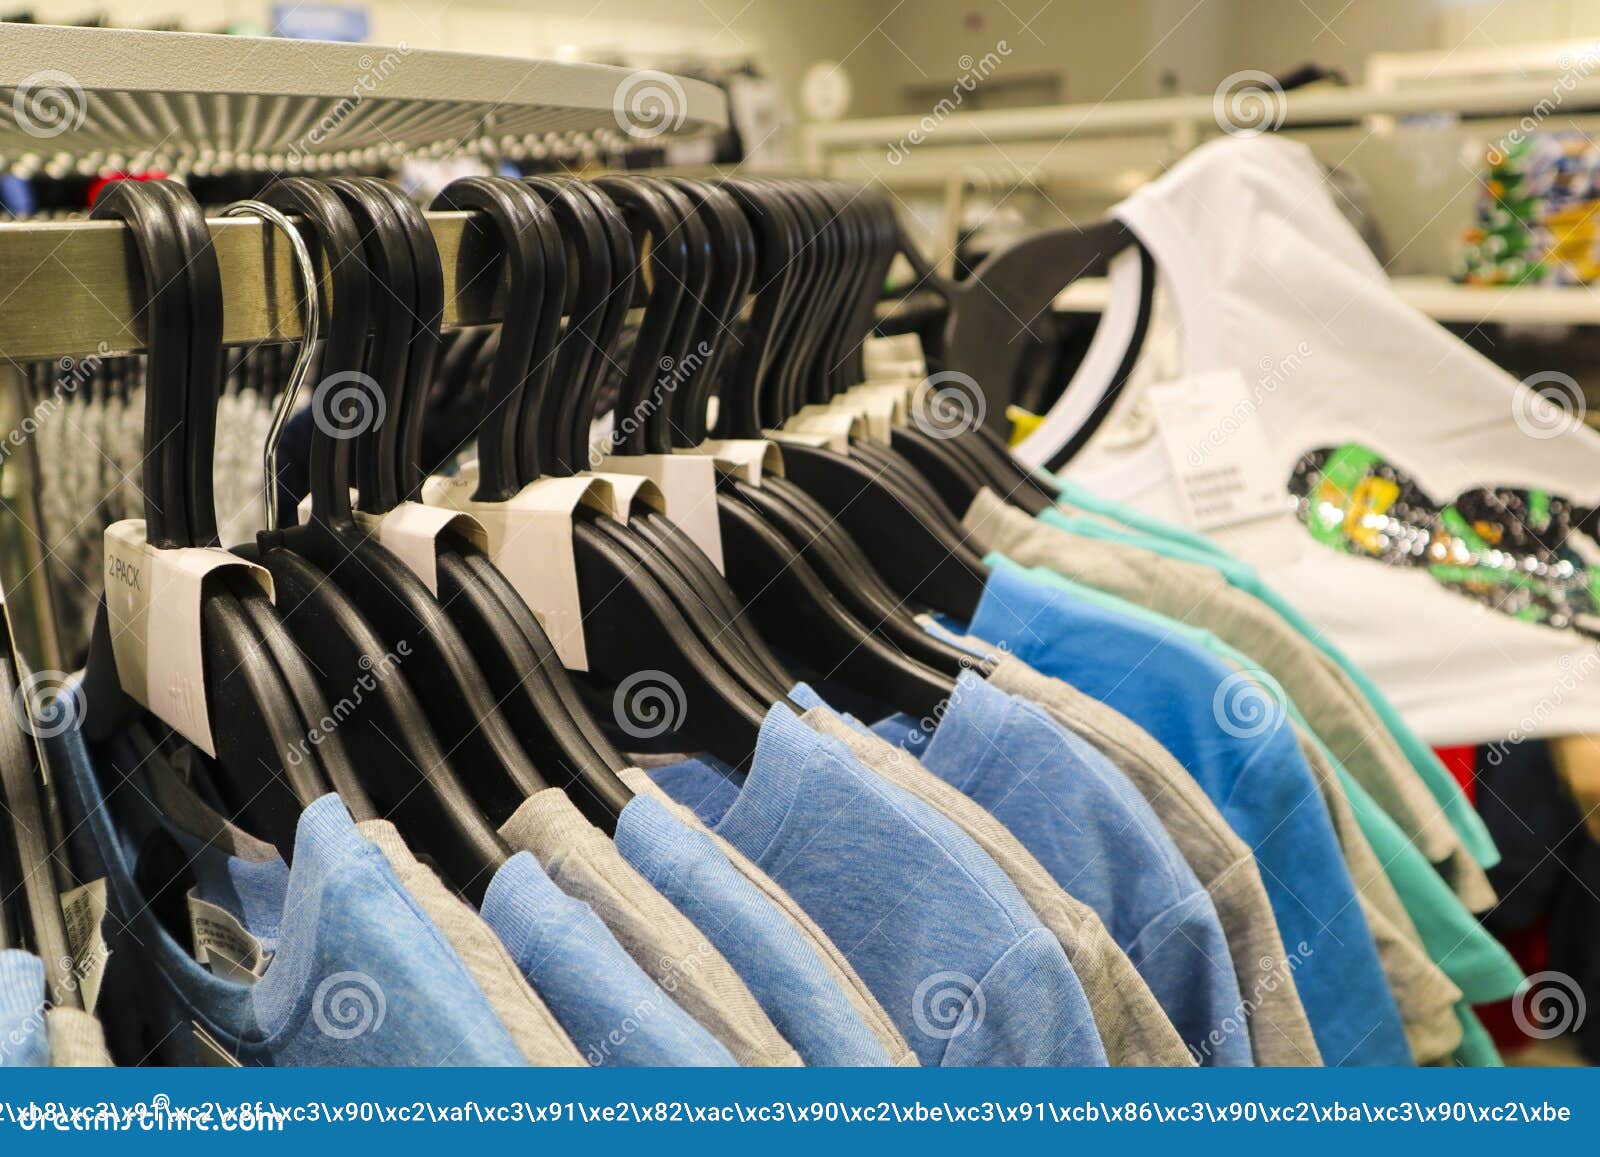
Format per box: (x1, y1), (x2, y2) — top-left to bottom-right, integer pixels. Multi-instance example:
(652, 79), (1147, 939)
(46, 722), (528, 1067)
(966, 564), (1412, 1066)
(480, 851), (734, 1067)
(826, 674), (1250, 1067)
(0, 951), (48, 1067)
(615, 793), (892, 1066)
(650, 705), (1107, 1067)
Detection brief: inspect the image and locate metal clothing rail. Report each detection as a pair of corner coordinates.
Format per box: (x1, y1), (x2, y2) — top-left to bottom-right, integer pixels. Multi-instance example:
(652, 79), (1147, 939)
(0, 210), (529, 362)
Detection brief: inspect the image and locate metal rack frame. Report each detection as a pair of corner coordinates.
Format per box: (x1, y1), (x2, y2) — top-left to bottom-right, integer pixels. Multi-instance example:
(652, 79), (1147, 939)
(0, 210), (530, 362)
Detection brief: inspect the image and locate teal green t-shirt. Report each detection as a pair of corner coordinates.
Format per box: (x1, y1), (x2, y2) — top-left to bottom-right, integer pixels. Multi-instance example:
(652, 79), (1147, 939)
(1037, 496), (1498, 872)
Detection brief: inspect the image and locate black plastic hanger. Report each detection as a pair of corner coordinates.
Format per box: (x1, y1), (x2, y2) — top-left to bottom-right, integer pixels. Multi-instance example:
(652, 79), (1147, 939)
(425, 175), (634, 823)
(246, 177), (511, 897)
(633, 177), (794, 692)
(583, 176), (794, 708)
(717, 177), (989, 621)
(596, 176), (795, 696)
(653, 178), (976, 682)
(76, 179), (328, 859)
(312, 177), (551, 820)
(513, 178), (770, 763)
(215, 197), (377, 825)
(939, 217), (1153, 480)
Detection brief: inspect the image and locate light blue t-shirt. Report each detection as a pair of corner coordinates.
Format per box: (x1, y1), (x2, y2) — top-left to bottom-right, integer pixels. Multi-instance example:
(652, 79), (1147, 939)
(965, 563), (1413, 1066)
(0, 951), (48, 1067)
(48, 723), (528, 1067)
(615, 793), (892, 1067)
(480, 851), (734, 1067)
(824, 674), (1250, 1067)
(650, 706), (1108, 1067)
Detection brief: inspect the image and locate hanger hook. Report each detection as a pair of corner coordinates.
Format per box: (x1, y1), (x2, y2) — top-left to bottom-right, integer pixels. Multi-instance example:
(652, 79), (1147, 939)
(220, 198), (322, 533)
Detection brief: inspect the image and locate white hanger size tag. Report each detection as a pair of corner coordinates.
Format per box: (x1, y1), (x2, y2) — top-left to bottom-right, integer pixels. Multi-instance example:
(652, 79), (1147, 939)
(837, 383), (905, 443)
(581, 472), (667, 522)
(422, 466), (611, 670)
(686, 439), (785, 488)
(591, 454), (724, 573)
(102, 521), (275, 756)
(782, 406), (866, 451)
(353, 504), (488, 596)
(1150, 369), (1284, 532)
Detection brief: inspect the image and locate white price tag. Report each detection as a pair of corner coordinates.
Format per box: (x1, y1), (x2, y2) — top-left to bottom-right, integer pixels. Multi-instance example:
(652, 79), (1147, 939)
(1150, 369), (1283, 531)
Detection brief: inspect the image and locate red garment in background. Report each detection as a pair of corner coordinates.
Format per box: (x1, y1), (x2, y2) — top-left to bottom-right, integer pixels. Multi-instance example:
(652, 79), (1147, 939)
(88, 171), (168, 207)
(1434, 745), (1478, 804)
(1436, 743), (1547, 1055)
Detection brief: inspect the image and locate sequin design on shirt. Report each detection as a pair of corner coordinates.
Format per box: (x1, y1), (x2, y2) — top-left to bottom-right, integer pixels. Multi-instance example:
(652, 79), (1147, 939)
(1288, 442), (1600, 635)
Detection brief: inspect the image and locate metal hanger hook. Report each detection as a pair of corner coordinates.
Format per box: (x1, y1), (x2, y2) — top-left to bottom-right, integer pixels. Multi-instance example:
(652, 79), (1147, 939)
(220, 198), (322, 533)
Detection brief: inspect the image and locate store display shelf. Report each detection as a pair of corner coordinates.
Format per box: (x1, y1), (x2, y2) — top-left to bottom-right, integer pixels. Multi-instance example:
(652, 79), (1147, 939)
(1053, 274), (1600, 327)
(0, 23), (726, 172)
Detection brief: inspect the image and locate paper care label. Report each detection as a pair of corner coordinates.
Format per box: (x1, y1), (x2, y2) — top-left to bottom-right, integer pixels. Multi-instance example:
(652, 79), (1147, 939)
(1149, 369), (1284, 532)
(187, 890), (271, 984)
(593, 454), (724, 574)
(685, 440), (785, 488)
(60, 878), (110, 1014)
(102, 521), (275, 757)
(424, 465), (616, 671)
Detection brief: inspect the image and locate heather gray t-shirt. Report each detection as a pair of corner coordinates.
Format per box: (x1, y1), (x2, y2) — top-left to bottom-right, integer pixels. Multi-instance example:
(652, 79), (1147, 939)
(500, 789), (802, 1067)
(47, 1009), (112, 1067)
(1286, 730), (1463, 1064)
(357, 820), (585, 1066)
